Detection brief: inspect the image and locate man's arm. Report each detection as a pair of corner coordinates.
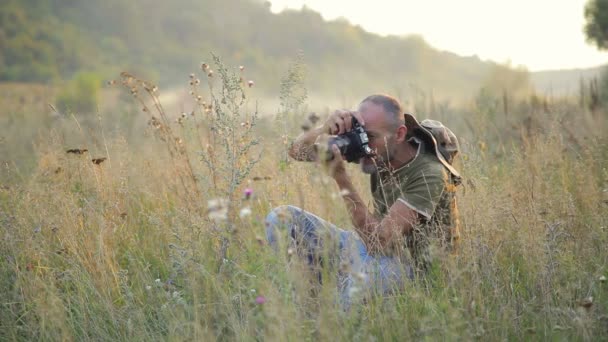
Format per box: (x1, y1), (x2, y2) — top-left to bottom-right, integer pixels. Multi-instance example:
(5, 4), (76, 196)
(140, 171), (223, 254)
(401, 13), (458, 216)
(333, 170), (418, 253)
(288, 126), (325, 161)
(288, 110), (366, 162)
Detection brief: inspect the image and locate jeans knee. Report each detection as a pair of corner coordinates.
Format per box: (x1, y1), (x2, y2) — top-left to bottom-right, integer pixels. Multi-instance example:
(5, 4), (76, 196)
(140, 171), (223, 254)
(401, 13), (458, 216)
(265, 205), (298, 228)
(265, 205), (300, 247)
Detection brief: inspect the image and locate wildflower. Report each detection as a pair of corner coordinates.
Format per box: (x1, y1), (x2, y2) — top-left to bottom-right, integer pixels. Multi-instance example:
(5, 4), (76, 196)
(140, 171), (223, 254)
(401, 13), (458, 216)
(155, 278), (161, 283)
(189, 73), (195, 79)
(287, 247), (295, 256)
(239, 65), (244, 71)
(207, 70), (214, 77)
(181, 112), (187, 118)
(247, 80), (254, 88)
(255, 296), (266, 304)
(239, 207), (252, 218)
(600, 275), (606, 283)
(250, 289), (256, 293)
(244, 188), (253, 199)
(145, 285), (152, 290)
(201, 62), (208, 71)
(207, 198), (229, 222)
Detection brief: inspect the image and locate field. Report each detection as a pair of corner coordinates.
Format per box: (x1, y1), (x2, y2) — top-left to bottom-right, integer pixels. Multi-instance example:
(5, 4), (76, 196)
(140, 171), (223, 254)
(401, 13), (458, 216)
(1, 62), (607, 341)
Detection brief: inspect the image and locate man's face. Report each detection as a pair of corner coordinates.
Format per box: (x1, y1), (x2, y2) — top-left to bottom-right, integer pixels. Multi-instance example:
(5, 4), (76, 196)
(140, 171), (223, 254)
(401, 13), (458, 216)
(357, 101), (401, 174)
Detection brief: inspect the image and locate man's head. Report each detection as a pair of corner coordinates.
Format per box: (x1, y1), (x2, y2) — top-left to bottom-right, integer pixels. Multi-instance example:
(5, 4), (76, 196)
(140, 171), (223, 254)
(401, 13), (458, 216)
(357, 94), (408, 174)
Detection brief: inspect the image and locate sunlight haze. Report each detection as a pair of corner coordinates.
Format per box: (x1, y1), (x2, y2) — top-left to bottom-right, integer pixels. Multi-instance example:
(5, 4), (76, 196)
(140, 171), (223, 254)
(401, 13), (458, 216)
(270, 0), (607, 71)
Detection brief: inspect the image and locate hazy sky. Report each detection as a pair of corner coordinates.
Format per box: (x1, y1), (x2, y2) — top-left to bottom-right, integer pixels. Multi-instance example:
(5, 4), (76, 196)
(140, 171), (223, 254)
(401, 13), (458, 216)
(270, 0), (607, 71)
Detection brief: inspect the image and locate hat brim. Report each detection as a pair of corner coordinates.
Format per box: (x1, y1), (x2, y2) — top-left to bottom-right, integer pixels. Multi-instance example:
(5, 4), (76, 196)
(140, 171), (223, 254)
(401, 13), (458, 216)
(404, 113), (461, 181)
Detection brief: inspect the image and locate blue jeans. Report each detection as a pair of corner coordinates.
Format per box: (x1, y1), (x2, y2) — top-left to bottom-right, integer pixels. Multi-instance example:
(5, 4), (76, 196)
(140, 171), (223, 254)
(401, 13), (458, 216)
(265, 205), (414, 306)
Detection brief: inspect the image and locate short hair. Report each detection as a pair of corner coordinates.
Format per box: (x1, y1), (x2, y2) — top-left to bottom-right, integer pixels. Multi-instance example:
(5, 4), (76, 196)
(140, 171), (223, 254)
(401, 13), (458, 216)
(360, 94), (404, 128)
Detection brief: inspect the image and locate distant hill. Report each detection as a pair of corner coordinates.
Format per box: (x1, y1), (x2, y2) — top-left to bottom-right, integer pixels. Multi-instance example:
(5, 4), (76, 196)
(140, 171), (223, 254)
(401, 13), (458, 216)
(1, 0), (536, 101)
(531, 66), (604, 96)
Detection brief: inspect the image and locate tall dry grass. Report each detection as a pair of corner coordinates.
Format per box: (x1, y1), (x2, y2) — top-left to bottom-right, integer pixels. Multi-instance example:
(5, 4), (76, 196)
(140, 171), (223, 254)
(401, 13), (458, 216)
(0, 58), (607, 341)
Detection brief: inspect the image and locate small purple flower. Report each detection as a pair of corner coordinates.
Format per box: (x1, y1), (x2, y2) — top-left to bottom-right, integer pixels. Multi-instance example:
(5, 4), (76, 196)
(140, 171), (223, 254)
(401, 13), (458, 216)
(255, 295), (266, 305)
(244, 188), (253, 200)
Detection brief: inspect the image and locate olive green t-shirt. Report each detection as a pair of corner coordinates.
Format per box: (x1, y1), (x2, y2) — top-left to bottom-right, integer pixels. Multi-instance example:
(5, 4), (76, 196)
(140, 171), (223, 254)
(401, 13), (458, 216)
(370, 137), (459, 272)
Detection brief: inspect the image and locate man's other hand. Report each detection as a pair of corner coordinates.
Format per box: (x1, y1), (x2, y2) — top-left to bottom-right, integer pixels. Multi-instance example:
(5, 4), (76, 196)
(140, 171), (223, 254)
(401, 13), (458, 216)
(323, 110), (366, 135)
(325, 144), (347, 180)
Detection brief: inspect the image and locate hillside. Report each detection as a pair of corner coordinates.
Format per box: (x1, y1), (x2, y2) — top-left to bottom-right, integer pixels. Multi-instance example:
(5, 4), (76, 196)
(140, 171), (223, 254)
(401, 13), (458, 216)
(0, 0), (535, 101)
(531, 66), (604, 96)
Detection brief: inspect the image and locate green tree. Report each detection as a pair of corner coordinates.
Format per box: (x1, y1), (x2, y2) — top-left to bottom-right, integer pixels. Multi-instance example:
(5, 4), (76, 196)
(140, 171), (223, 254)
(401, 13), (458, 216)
(584, 0), (608, 49)
(584, 0), (608, 107)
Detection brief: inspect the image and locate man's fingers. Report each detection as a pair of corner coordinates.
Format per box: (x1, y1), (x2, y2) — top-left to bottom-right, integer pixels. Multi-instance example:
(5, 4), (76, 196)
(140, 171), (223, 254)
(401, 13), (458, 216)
(343, 114), (352, 132)
(335, 117), (345, 135)
(326, 109), (362, 134)
(352, 111), (365, 126)
(331, 144), (343, 160)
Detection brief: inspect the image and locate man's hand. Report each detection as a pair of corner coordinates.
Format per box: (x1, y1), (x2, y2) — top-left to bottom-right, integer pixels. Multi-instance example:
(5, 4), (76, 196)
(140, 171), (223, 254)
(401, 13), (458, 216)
(323, 110), (366, 135)
(325, 144), (347, 180)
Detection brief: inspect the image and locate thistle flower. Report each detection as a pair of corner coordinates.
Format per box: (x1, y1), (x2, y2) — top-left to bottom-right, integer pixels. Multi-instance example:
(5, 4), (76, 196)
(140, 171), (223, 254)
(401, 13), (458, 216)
(255, 296), (266, 304)
(244, 188), (253, 199)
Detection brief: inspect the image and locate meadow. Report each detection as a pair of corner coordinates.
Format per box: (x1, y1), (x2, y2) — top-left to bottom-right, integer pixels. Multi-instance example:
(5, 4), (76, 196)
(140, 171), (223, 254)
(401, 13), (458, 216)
(0, 58), (607, 341)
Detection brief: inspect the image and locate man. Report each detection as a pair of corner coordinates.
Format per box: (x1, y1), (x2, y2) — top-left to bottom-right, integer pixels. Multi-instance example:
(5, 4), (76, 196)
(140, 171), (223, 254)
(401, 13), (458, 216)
(265, 94), (461, 303)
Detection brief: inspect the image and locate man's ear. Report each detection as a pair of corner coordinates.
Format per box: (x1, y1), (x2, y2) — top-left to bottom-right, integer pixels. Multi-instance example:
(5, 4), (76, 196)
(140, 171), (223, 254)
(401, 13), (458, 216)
(395, 125), (407, 143)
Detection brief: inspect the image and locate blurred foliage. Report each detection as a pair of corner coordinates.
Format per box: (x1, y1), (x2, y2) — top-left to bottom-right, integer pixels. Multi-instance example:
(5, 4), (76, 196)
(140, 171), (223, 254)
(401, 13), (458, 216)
(56, 72), (102, 114)
(0, 0), (528, 100)
(584, 0), (608, 50)
(584, 0), (608, 108)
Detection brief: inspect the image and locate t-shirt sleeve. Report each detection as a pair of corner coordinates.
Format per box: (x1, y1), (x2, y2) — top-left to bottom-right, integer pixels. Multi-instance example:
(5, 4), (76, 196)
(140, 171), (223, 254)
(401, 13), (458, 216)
(397, 164), (447, 219)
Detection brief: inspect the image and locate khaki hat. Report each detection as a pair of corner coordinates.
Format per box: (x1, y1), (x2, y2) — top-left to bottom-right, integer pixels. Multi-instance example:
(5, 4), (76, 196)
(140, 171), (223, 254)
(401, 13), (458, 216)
(404, 113), (461, 182)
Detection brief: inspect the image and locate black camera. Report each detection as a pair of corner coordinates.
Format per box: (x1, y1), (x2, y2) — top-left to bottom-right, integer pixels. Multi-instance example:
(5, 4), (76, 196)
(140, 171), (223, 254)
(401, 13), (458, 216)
(326, 117), (373, 162)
